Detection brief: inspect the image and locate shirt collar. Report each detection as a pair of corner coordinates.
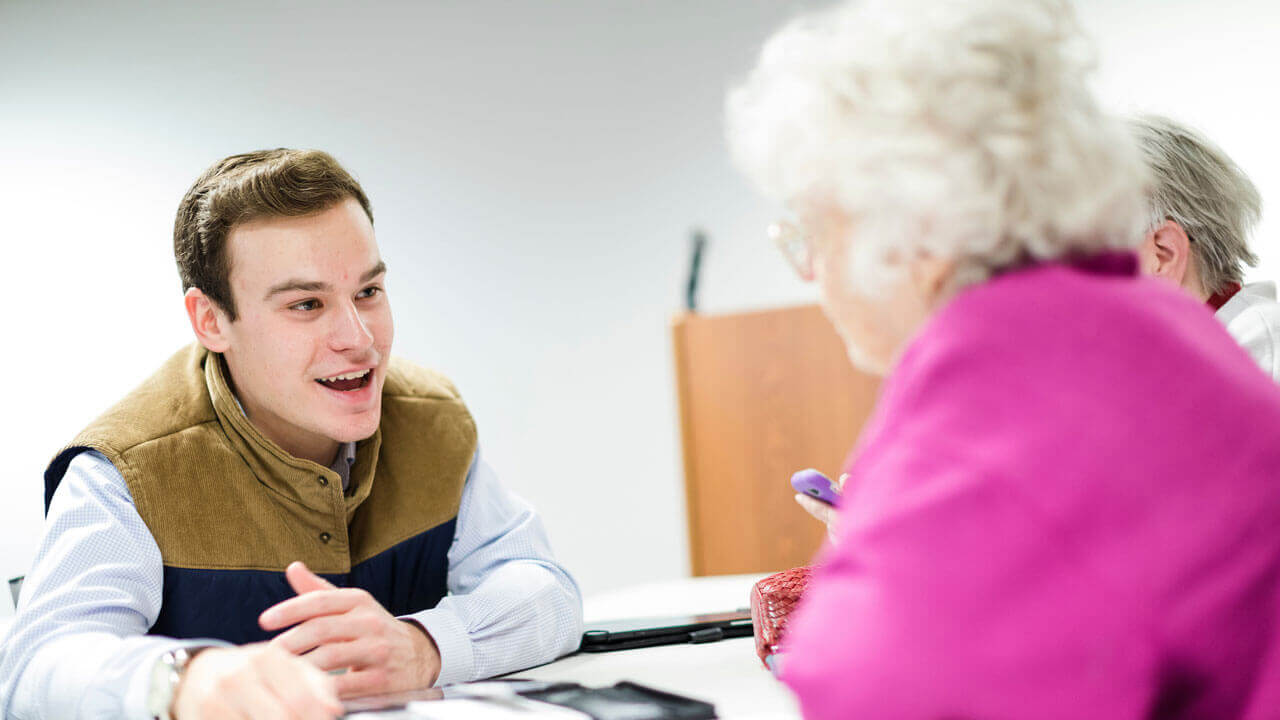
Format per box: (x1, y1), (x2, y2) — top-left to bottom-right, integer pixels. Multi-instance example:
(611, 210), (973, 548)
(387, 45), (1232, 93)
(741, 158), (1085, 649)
(329, 440), (357, 492)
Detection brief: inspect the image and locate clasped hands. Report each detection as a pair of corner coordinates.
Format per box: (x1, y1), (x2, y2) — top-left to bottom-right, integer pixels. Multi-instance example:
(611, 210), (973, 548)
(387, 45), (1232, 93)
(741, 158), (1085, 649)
(173, 561), (440, 719)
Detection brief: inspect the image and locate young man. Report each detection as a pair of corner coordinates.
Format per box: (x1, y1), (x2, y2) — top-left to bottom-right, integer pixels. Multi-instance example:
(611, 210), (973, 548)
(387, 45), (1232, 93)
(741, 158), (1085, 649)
(0, 150), (583, 720)
(1131, 115), (1280, 381)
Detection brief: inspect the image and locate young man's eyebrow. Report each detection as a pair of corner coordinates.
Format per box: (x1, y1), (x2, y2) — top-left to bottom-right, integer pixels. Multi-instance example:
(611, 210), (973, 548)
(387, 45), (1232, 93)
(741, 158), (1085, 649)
(264, 279), (330, 300)
(263, 261), (387, 301)
(361, 261), (387, 283)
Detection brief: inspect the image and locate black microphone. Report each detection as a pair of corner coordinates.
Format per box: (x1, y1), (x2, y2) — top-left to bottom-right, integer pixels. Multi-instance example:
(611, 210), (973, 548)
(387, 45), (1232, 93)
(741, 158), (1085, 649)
(686, 229), (707, 312)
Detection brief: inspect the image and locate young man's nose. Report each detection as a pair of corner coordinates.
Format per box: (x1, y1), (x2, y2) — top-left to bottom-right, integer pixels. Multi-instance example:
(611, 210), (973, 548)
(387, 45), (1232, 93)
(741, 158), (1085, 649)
(328, 300), (375, 351)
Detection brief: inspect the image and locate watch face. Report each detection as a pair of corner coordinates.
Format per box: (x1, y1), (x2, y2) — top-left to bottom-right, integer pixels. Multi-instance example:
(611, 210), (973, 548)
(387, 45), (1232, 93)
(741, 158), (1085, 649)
(146, 652), (179, 720)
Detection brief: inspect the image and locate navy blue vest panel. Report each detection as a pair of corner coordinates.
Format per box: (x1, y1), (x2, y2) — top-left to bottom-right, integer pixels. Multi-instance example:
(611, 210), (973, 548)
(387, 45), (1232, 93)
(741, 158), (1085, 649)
(150, 519), (457, 643)
(44, 446), (92, 514)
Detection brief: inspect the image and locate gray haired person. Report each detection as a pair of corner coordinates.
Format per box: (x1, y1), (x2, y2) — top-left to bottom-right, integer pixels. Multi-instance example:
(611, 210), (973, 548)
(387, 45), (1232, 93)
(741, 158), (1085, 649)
(1132, 115), (1280, 381)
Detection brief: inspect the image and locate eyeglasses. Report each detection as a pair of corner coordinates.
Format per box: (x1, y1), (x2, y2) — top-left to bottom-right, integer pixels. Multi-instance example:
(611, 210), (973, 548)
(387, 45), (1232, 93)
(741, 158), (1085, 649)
(769, 220), (815, 281)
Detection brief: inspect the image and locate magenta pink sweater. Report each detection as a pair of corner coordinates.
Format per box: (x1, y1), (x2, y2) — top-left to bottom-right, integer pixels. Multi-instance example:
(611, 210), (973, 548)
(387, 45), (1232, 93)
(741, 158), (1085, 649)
(782, 253), (1280, 719)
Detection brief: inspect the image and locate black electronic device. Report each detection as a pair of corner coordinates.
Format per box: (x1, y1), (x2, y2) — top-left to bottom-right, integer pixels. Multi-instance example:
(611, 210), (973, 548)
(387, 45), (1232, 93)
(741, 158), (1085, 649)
(579, 610), (753, 653)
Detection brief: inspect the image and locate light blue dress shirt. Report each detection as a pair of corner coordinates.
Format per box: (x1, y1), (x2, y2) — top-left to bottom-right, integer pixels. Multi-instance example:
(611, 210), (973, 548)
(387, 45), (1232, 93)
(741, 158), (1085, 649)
(0, 444), (583, 719)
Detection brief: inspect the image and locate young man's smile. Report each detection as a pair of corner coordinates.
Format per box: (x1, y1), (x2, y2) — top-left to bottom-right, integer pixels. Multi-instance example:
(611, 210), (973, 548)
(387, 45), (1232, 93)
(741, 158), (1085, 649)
(316, 367), (374, 391)
(314, 364), (380, 406)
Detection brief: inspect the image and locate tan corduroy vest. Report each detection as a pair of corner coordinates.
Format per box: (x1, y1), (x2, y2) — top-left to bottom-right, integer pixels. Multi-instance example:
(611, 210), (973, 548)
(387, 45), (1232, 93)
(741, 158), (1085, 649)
(44, 344), (477, 642)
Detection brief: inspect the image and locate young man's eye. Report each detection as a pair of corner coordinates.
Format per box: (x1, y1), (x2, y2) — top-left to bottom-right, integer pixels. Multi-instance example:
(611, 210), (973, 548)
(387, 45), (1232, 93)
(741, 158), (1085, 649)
(357, 286), (382, 300)
(290, 299), (321, 312)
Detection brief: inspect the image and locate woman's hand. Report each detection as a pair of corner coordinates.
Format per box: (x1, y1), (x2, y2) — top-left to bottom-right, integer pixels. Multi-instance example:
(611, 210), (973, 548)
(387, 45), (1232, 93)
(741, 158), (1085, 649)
(793, 473), (847, 541)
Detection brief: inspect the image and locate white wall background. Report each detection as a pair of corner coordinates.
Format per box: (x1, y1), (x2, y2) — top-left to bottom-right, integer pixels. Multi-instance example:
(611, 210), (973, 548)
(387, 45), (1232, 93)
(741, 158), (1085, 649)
(2, 0), (1279, 615)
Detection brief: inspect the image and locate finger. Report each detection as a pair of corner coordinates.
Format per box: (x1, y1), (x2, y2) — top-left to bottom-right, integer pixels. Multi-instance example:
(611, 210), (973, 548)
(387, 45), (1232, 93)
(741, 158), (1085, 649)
(260, 589), (364, 631)
(836, 473), (849, 491)
(794, 493), (833, 524)
(270, 614), (363, 654)
(295, 662), (344, 719)
(257, 646), (343, 720)
(286, 561), (338, 595)
(301, 638), (380, 672)
(334, 667), (393, 699)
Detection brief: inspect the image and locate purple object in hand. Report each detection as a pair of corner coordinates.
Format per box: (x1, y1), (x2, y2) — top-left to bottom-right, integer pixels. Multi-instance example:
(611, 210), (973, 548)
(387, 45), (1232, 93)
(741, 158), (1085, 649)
(790, 469), (841, 506)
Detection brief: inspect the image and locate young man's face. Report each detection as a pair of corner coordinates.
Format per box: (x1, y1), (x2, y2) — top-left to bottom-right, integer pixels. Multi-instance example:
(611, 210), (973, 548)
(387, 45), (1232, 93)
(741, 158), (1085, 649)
(216, 197), (393, 464)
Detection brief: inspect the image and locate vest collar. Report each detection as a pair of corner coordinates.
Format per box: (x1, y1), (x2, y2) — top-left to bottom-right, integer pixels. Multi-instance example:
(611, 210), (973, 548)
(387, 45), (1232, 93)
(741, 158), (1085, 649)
(203, 350), (381, 523)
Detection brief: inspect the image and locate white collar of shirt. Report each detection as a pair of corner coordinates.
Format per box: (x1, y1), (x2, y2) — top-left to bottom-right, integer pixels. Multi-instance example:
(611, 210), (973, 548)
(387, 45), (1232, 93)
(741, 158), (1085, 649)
(1217, 281), (1278, 325)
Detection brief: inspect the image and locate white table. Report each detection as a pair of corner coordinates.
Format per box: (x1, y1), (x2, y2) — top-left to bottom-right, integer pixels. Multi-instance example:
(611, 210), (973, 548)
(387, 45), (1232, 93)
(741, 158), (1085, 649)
(507, 574), (802, 720)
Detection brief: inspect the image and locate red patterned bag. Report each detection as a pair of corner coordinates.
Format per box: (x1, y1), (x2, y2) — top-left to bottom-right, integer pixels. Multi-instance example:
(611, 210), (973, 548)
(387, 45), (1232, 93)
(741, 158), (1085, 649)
(749, 566), (813, 667)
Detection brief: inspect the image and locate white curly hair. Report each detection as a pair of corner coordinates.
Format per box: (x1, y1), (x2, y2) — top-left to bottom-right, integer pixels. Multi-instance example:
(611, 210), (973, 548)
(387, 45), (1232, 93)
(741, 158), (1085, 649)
(726, 0), (1150, 295)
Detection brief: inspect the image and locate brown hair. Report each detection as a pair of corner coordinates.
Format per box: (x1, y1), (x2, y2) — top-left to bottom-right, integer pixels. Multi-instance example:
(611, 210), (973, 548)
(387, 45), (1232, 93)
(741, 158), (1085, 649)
(173, 149), (373, 320)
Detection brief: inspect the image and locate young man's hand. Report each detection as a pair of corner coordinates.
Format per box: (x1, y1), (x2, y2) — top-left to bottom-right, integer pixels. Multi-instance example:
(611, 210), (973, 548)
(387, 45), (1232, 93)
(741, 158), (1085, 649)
(173, 643), (342, 720)
(259, 561), (443, 697)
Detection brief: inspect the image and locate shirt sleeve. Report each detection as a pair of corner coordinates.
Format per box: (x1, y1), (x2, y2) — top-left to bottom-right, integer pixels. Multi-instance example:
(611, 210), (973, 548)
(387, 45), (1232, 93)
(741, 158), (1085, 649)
(0, 451), (228, 720)
(401, 446), (583, 685)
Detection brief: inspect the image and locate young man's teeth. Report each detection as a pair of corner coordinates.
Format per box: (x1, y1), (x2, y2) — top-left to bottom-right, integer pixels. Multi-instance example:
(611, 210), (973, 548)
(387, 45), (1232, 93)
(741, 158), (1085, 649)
(321, 370), (369, 382)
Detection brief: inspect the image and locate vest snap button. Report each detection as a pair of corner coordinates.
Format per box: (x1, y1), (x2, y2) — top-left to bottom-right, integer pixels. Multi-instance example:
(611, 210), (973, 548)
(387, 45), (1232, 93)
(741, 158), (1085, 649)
(318, 476), (329, 487)
(319, 531), (331, 543)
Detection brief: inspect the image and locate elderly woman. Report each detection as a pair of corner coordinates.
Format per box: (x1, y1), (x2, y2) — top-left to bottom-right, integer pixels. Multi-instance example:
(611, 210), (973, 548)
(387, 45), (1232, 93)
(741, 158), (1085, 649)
(727, 0), (1280, 718)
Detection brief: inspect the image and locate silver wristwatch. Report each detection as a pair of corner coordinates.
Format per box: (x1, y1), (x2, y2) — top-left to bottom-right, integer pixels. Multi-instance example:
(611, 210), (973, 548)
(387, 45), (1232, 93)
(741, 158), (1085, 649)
(146, 646), (207, 720)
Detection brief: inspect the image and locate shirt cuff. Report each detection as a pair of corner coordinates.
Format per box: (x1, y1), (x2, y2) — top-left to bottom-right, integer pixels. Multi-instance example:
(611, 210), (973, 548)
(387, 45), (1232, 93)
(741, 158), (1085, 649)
(401, 606), (474, 687)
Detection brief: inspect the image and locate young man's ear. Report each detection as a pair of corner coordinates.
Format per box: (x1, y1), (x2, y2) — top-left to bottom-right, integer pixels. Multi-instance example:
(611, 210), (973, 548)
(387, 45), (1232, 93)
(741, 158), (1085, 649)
(184, 287), (232, 353)
(1144, 218), (1195, 289)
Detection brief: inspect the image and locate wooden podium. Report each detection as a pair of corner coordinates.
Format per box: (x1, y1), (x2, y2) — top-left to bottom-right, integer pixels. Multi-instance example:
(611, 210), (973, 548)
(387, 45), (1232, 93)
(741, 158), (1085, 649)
(671, 305), (881, 576)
